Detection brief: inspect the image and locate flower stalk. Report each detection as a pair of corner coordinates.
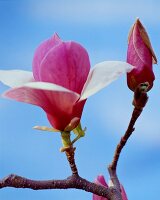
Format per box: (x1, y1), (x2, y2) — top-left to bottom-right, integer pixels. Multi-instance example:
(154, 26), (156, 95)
(61, 131), (72, 148)
(60, 131), (78, 175)
(64, 147), (78, 175)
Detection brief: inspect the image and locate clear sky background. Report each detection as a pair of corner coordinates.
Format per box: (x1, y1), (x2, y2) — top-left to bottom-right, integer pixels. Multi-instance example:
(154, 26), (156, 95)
(0, 0), (160, 199)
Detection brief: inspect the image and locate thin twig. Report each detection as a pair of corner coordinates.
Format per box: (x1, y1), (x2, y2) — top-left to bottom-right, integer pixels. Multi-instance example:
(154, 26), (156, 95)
(108, 83), (149, 194)
(109, 83), (148, 171)
(109, 106), (142, 171)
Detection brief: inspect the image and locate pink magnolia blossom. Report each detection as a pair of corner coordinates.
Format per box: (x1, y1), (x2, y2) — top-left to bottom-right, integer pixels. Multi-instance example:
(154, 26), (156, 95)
(127, 19), (157, 91)
(93, 175), (128, 200)
(0, 34), (133, 131)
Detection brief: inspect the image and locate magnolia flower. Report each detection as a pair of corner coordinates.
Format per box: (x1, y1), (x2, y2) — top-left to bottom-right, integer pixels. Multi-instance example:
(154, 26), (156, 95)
(127, 19), (157, 92)
(93, 175), (128, 200)
(0, 34), (133, 131)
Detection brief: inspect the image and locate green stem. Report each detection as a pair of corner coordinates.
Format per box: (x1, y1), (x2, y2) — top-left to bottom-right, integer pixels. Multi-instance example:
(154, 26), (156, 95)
(61, 131), (72, 147)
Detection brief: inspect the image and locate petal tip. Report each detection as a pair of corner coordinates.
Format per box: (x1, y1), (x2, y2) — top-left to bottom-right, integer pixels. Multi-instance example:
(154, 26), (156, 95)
(132, 18), (157, 64)
(52, 33), (62, 42)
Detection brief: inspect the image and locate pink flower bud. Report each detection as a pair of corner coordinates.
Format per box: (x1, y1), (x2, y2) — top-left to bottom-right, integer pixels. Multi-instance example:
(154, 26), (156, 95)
(93, 175), (128, 200)
(127, 19), (157, 91)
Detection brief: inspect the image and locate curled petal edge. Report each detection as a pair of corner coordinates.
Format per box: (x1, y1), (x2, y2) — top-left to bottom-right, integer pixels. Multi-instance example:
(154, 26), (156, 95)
(80, 61), (134, 101)
(0, 70), (34, 88)
(3, 82), (80, 106)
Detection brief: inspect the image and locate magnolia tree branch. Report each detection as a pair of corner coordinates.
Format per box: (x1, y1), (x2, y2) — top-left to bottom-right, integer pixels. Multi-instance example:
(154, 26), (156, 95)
(0, 84), (149, 200)
(108, 83), (149, 193)
(0, 174), (121, 200)
(0, 141), (122, 200)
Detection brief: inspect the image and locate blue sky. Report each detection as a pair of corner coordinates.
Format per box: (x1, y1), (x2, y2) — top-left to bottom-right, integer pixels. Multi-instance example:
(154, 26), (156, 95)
(0, 0), (160, 199)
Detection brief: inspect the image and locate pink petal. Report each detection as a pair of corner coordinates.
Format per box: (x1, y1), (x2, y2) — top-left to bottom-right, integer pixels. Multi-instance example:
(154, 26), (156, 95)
(47, 99), (86, 131)
(3, 82), (81, 131)
(93, 175), (128, 200)
(39, 41), (90, 94)
(127, 22), (152, 70)
(120, 184), (128, 200)
(95, 175), (108, 187)
(93, 175), (108, 200)
(32, 33), (62, 81)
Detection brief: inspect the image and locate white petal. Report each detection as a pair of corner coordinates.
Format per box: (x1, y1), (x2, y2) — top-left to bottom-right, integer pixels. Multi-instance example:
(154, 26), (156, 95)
(24, 82), (80, 97)
(0, 70), (34, 88)
(80, 61), (134, 100)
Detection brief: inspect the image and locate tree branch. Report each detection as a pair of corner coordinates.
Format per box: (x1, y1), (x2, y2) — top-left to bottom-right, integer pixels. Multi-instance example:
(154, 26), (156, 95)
(0, 140), (122, 200)
(0, 174), (120, 200)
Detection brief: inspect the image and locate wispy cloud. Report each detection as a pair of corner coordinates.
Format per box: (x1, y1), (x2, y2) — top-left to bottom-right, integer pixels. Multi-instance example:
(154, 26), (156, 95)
(28, 0), (160, 25)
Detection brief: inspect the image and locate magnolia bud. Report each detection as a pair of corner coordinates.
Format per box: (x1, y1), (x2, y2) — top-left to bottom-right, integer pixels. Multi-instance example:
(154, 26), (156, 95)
(127, 19), (157, 91)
